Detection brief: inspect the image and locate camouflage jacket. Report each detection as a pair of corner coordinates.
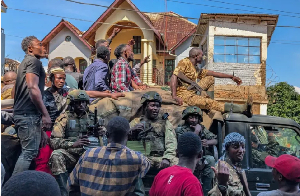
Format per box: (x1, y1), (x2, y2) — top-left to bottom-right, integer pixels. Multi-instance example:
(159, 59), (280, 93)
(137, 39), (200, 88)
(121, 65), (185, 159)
(129, 115), (177, 162)
(252, 140), (280, 168)
(50, 111), (94, 155)
(209, 156), (247, 196)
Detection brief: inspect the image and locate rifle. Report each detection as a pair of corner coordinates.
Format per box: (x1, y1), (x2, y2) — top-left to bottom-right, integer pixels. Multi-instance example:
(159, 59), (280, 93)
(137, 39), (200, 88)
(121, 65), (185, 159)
(177, 72), (203, 94)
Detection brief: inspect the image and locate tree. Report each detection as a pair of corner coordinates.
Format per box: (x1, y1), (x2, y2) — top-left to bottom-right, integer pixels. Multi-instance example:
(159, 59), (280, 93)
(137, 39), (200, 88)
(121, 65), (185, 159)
(267, 82), (300, 124)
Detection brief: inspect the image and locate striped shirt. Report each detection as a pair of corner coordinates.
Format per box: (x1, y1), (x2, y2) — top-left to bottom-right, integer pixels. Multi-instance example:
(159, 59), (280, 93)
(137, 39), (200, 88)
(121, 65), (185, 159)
(67, 143), (150, 196)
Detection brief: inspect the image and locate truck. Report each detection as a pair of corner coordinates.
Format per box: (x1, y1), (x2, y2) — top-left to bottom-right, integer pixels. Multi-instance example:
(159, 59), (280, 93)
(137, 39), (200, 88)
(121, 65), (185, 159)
(141, 113), (300, 196)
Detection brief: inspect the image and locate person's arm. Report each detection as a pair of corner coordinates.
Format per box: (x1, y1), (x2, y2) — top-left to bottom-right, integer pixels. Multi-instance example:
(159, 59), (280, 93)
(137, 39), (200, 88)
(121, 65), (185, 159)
(107, 28), (121, 45)
(138, 154), (150, 178)
(94, 66), (110, 91)
(26, 73), (52, 129)
(67, 152), (85, 195)
(133, 55), (151, 73)
(115, 62), (131, 92)
(130, 67), (142, 86)
(162, 121), (177, 166)
(206, 70), (242, 85)
(170, 74), (183, 105)
(86, 91), (125, 100)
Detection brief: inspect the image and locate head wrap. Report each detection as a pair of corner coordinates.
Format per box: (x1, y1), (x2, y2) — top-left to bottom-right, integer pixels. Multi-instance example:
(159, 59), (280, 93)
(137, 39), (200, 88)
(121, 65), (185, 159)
(222, 132), (246, 152)
(50, 67), (65, 75)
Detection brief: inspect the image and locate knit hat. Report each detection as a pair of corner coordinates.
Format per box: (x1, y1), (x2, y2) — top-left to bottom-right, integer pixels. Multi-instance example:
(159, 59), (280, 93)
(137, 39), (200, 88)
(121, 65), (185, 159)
(222, 132), (246, 152)
(2, 171), (60, 196)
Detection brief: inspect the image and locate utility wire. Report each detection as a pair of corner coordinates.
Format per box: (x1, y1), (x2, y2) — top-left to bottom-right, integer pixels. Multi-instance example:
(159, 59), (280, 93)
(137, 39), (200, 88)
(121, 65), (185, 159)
(166, 0), (300, 19)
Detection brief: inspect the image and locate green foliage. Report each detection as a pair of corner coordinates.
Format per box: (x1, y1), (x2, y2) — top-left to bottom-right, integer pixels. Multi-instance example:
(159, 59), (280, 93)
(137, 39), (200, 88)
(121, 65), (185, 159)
(267, 82), (300, 124)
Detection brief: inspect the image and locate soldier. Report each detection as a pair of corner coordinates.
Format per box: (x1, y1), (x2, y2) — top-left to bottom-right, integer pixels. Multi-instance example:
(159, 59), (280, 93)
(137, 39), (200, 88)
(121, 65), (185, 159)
(209, 132), (250, 196)
(129, 91), (177, 169)
(48, 90), (106, 196)
(176, 106), (217, 196)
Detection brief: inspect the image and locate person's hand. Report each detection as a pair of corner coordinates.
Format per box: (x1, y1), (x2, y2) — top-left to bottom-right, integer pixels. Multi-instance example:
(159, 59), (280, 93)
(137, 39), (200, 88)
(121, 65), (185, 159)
(141, 55), (151, 65)
(159, 159), (170, 169)
(137, 85), (147, 90)
(110, 92), (125, 100)
(130, 123), (144, 134)
(112, 28), (121, 36)
(72, 135), (90, 148)
(202, 139), (209, 147)
(173, 96), (183, 106)
(232, 76), (242, 85)
(128, 39), (135, 46)
(211, 160), (230, 186)
(190, 124), (202, 136)
(42, 114), (52, 130)
(104, 90), (111, 93)
(40, 131), (49, 148)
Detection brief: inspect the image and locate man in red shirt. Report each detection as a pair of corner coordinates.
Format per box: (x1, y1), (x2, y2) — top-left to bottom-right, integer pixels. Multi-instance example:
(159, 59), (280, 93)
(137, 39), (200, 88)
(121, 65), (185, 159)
(149, 132), (204, 196)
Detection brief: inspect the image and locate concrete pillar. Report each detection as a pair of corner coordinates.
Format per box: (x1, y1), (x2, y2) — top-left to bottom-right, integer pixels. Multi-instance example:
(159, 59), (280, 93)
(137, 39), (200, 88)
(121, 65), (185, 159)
(142, 39), (148, 83)
(147, 41), (155, 85)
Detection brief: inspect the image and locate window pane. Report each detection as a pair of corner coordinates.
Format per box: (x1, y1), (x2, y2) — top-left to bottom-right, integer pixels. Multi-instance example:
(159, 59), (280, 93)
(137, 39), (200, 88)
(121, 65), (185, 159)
(225, 46), (236, 54)
(237, 37), (248, 46)
(214, 55), (225, 62)
(214, 45), (225, 54)
(249, 47), (260, 55)
(237, 46), (248, 55)
(249, 38), (260, 46)
(225, 37), (236, 45)
(238, 55), (248, 63)
(249, 56), (260, 64)
(214, 36), (225, 45)
(225, 55), (237, 63)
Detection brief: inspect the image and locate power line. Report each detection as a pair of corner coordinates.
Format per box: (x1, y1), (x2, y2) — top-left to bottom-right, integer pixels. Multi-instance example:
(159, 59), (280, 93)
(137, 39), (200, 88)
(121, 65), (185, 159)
(166, 0), (300, 19)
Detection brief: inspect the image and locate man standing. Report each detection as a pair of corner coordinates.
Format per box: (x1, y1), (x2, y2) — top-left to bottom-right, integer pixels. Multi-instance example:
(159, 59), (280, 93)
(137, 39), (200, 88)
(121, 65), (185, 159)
(67, 116), (151, 196)
(35, 66), (69, 174)
(129, 91), (177, 169)
(13, 36), (51, 175)
(1, 71), (17, 100)
(171, 48), (252, 117)
(257, 154), (300, 196)
(48, 90), (106, 196)
(63, 56), (83, 89)
(111, 44), (143, 92)
(176, 106), (217, 196)
(149, 132), (204, 196)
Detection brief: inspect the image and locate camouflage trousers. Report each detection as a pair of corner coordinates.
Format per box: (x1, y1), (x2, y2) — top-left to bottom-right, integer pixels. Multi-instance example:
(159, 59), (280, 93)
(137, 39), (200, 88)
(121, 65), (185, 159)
(179, 76), (225, 112)
(147, 156), (178, 169)
(48, 149), (83, 175)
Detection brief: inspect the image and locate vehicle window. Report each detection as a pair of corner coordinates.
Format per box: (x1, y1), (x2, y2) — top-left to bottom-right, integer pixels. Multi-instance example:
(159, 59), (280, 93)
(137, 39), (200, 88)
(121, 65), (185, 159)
(250, 125), (300, 168)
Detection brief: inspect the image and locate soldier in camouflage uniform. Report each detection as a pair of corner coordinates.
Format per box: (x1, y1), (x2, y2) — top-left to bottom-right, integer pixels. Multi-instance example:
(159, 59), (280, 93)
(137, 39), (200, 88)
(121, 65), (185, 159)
(48, 90), (106, 196)
(175, 106), (217, 196)
(129, 91), (178, 169)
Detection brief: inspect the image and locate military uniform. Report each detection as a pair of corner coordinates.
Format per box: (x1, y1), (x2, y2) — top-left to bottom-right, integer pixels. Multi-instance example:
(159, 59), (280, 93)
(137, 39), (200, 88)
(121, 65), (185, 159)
(173, 58), (224, 112)
(129, 115), (178, 168)
(208, 158), (246, 196)
(252, 141), (281, 168)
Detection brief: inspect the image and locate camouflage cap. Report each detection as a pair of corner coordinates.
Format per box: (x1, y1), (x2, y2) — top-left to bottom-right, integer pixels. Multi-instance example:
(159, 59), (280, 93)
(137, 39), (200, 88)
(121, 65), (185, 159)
(66, 90), (90, 105)
(141, 91), (162, 104)
(182, 106), (203, 120)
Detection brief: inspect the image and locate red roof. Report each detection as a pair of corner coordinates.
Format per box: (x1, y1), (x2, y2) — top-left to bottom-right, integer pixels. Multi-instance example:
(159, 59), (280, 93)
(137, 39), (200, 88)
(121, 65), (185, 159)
(1, 0), (7, 8)
(143, 12), (196, 50)
(42, 19), (92, 50)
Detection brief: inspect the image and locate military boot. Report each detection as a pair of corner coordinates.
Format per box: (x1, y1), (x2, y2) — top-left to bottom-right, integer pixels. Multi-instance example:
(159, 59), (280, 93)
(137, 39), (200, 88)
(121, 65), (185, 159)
(224, 96), (253, 117)
(202, 177), (213, 196)
(55, 172), (69, 196)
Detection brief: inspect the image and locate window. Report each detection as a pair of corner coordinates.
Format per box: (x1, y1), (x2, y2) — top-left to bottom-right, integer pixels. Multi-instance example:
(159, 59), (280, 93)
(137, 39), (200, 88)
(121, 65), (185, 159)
(152, 59), (157, 69)
(165, 59), (175, 84)
(250, 125), (300, 168)
(65, 36), (71, 42)
(79, 59), (87, 74)
(133, 36), (141, 54)
(214, 36), (261, 64)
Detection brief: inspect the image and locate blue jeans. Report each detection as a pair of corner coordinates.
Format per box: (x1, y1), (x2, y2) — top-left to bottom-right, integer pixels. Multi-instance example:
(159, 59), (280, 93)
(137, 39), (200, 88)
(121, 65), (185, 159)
(13, 114), (42, 175)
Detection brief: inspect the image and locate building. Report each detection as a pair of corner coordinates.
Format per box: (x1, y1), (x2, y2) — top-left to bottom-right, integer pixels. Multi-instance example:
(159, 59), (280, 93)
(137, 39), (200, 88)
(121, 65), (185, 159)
(1, 0), (7, 76)
(191, 13), (279, 115)
(42, 0), (196, 85)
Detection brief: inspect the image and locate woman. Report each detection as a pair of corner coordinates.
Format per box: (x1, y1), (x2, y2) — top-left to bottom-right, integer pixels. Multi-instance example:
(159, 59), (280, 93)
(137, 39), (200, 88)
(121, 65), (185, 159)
(209, 132), (251, 196)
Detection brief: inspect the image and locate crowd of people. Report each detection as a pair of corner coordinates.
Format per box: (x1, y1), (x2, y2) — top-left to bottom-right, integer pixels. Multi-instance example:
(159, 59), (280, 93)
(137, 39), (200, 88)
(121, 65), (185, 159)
(1, 27), (300, 196)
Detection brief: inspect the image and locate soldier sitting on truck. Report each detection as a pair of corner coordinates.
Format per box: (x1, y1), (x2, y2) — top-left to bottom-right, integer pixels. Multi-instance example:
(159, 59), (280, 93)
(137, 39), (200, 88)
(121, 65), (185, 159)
(129, 91), (178, 170)
(209, 132), (251, 196)
(175, 106), (217, 196)
(48, 90), (106, 196)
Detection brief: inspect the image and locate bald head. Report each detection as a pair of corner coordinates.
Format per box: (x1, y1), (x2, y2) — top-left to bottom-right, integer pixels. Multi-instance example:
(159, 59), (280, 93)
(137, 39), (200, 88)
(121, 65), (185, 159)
(189, 48), (202, 58)
(3, 71), (17, 85)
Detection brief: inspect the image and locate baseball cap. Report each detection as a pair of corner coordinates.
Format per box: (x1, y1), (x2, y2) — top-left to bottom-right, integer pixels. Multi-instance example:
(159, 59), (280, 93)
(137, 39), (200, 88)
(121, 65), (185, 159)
(265, 154), (300, 182)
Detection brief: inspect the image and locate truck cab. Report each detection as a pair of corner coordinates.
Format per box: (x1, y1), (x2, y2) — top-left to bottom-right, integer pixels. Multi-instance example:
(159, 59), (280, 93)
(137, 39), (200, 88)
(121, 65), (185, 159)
(215, 114), (300, 196)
